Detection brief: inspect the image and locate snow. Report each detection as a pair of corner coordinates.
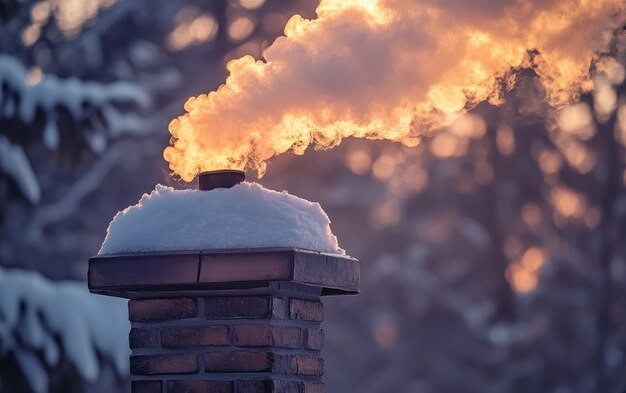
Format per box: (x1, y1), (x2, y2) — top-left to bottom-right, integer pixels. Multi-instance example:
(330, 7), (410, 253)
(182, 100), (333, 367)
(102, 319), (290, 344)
(0, 267), (129, 393)
(0, 55), (152, 151)
(0, 135), (41, 203)
(99, 182), (345, 255)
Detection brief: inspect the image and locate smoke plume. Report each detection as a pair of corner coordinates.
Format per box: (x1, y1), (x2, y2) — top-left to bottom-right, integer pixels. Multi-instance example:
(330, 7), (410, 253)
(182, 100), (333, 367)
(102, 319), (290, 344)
(165, 0), (625, 181)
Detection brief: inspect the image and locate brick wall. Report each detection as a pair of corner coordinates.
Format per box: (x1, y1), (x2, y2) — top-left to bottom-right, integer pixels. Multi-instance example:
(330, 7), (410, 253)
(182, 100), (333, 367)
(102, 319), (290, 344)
(127, 292), (326, 393)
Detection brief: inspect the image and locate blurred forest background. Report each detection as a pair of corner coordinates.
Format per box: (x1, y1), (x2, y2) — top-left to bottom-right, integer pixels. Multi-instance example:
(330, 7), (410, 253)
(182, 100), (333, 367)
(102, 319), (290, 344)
(1, 0), (626, 392)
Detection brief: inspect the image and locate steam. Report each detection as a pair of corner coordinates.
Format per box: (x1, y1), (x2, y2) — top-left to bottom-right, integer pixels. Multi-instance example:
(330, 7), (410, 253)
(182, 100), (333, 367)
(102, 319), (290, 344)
(165, 0), (625, 181)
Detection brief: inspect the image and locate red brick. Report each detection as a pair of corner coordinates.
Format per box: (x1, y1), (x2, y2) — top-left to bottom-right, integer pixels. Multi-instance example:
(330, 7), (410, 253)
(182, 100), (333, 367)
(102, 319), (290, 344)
(130, 354), (198, 375)
(129, 328), (158, 349)
(131, 380), (162, 393)
(161, 326), (229, 347)
(205, 296), (270, 319)
(238, 380), (272, 393)
(305, 328), (324, 350)
(205, 351), (272, 372)
(273, 355), (324, 376)
(289, 299), (323, 322)
(167, 380), (233, 393)
(303, 383), (326, 393)
(272, 355), (294, 375)
(237, 380), (299, 393)
(271, 297), (288, 319)
(129, 298), (197, 322)
(294, 355), (324, 376)
(235, 325), (301, 348)
(272, 380), (301, 393)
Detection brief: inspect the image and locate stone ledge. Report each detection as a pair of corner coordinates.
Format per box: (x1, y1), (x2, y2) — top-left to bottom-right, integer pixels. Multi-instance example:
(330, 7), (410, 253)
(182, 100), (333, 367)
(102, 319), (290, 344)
(89, 248), (359, 298)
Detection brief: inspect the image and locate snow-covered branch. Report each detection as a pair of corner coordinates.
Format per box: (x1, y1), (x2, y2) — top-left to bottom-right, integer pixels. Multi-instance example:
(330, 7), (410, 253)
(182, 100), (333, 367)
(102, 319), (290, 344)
(0, 55), (155, 204)
(0, 135), (40, 203)
(0, 267), (129, 393)
(0, 55), (152, 150)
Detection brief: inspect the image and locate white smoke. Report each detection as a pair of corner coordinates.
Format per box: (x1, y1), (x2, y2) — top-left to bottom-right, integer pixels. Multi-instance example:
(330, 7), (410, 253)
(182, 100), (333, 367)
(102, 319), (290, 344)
(165, 0), (625, 181)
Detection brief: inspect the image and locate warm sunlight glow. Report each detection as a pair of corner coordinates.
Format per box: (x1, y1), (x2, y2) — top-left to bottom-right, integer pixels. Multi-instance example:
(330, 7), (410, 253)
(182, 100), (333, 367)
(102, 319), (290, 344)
(593, 76), (617, 123)
(25, 67), (43, 86)
(430, 134), (466, 158)
(521, 203), (542, 227)
(372, 154), (398, 180)
(371, 199), (401, 228)
(506, 247), (547, 293)
(164, 0), (625, 181)
(229, 17), (255, 41)
(550, 187), (587, 219)
(558, 103), (595, 139)
(240, 0), (265, 11)
(345, 147), (372, 175)
(373, 317), (399, 348)
(496, 125), (516, 156)
(615, 104), (626, 146)
(21, 25), (40, 46)
(168, 10), (218, 51)
(51, 0), (117, 38)
(538, 149), (562, 176)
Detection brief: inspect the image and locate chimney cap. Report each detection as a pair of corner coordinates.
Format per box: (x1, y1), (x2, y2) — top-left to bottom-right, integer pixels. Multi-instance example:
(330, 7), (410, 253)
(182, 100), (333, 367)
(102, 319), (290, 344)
(198, 169), (245, 191)
(88, 248), (360, 298)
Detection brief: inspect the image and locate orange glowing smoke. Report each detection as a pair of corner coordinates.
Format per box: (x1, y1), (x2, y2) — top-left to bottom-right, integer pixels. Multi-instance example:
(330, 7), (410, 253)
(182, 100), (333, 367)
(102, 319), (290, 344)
(164, 0), (625, 181)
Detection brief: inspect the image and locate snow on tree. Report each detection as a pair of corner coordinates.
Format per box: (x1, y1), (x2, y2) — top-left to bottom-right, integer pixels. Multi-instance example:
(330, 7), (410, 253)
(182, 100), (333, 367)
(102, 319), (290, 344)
(0, 54), (151, 145)
(0, 267), (129, 393)
(0, 134), (40, 203)
(0, 54), (151, 205)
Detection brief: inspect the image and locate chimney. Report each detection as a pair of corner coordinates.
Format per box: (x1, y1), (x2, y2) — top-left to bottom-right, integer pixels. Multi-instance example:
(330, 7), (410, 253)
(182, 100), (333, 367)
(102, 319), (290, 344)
(198, 170), (246, 191)
(88, 175), (360, 393)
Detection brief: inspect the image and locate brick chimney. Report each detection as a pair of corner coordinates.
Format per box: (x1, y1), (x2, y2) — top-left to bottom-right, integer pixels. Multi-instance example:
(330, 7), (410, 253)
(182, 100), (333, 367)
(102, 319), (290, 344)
(88, 248), (359, 393)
